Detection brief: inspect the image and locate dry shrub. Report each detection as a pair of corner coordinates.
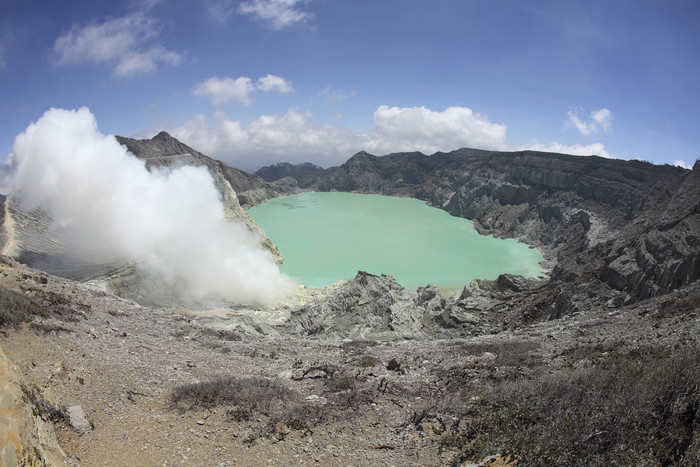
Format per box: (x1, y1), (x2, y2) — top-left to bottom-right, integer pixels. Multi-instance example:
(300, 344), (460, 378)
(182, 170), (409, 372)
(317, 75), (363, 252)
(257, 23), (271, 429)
(0, 285), (47, 327)
(171, 375), (292, 416)
(439, 345), (700, 466)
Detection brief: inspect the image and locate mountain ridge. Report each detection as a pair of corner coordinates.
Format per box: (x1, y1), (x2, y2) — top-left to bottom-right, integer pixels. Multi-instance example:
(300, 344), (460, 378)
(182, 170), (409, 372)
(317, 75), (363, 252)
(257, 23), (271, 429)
(270, 148), (696, 318)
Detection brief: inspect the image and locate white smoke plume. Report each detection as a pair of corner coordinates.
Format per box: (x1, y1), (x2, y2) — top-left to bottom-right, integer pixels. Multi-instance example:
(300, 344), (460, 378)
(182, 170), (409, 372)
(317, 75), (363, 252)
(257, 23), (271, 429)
(3, 107), (294, 305)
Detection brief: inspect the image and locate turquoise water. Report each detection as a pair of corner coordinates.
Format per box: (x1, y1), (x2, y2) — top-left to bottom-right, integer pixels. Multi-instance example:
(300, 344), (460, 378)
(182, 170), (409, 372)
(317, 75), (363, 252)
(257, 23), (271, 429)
(248, 192), (545, 292)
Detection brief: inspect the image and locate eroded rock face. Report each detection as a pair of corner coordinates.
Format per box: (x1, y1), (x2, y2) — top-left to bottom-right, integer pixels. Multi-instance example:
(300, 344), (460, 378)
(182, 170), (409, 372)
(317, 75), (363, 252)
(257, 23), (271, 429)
(600, 162), (700, 298)
(115, 132), (284, 262)
(309, 149), (696, 317)
(283, 271), (442, 340)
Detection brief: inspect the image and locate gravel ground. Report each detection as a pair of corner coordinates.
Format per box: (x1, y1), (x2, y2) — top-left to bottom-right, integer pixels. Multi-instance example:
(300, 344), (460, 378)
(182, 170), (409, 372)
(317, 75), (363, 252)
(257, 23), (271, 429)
(1, 257), (698, 466)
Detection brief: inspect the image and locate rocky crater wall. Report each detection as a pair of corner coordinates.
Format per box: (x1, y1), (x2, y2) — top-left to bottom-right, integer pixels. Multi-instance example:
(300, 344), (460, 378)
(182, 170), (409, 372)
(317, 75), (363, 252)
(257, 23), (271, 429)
(307, 149), (696, 317)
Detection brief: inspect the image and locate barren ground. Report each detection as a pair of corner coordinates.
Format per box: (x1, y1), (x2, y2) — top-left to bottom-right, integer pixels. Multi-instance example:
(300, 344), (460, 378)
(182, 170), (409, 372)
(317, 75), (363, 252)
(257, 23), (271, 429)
(1, 257), (698, 466)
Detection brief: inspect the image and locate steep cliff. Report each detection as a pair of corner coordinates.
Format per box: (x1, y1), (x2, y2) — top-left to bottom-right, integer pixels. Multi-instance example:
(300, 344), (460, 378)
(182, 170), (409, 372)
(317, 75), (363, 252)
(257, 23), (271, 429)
(310, 149), (695, 316)
(115, 132), (283, 261)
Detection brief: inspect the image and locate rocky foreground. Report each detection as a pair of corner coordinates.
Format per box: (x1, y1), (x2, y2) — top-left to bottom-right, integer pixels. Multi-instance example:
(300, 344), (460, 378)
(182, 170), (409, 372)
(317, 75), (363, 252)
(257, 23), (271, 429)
(1, 257), (698, 466)
(0, 135), (699, 465)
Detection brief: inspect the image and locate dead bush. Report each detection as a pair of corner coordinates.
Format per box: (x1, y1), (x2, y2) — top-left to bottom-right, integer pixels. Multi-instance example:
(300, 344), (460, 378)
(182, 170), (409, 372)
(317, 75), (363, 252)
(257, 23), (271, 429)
(355, 355), (380, 368)
(438, 344), (700, 466)
(171, 375), (293, 415)
(0, 285), (47, 327)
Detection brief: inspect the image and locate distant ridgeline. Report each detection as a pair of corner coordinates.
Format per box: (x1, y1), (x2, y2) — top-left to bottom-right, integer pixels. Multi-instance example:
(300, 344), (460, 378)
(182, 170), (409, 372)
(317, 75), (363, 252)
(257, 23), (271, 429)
(257, 150), (699, 316)
(255, 162), (325, 185)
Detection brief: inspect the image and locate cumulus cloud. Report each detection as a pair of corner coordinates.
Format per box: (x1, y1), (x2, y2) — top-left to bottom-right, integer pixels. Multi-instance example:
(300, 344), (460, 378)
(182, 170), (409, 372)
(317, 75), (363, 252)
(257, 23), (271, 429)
(567, 107), (613, 136)
(367, 105), (508, 154)
(193, 74), (293, 106)
(238, 0), (313, 29)
(3, 107), (293, 305)
(674, 160), (692, 169)
(169, 110), (358, 168)
(194, 77), (255, 106)
(156, 104), (615, 170)
(518, 141), (611, 158)
(165, 105), (510, 169)
(52, 13), (181, 76)
(256, 74), (294, 93)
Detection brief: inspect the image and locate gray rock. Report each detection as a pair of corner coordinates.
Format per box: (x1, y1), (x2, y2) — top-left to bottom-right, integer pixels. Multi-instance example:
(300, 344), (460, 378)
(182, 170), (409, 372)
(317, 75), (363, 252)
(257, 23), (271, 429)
(282, 271), (447, 340)
(65, 404), (92, 433)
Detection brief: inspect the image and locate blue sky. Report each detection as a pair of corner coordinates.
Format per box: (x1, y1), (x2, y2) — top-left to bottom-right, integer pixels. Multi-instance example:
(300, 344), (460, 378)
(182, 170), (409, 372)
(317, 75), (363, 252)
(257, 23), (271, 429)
(1, 0), (698, 171)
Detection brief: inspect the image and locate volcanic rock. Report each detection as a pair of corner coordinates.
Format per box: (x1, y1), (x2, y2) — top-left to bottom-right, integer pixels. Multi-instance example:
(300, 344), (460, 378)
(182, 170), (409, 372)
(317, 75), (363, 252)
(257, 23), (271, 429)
(310, 149), (697, 317)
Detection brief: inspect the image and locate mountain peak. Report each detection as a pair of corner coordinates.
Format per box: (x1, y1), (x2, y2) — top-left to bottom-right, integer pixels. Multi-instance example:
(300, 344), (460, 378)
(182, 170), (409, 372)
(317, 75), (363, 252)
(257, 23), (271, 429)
(152, 131), (174, 141)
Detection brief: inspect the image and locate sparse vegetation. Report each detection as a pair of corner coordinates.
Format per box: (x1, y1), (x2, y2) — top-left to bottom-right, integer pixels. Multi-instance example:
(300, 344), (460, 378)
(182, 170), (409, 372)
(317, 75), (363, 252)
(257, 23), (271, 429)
(21, 383), (66, 424)
(0, 284), (47, 327)
(435, 345), (700, 465)
(355, 354), (379, 367)
(171, 375), (293, 416)
(30, 321), (73, 334)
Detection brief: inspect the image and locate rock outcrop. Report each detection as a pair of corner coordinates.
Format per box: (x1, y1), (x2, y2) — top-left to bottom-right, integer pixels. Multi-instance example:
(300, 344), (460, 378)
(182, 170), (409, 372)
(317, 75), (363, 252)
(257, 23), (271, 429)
(600, 160), (700, 298)
(282, 271), (553, 340)
(283, 271), (444, 340)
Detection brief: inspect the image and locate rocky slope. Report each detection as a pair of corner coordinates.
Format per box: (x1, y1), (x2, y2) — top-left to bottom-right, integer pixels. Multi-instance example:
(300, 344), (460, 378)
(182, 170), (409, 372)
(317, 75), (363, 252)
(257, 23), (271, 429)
(0, 136), (698, 465)
(307, 149), (696, 317)
(1, 254), (697, 465)
(115, 132), (284, 248)
(115, 132), (289, 209)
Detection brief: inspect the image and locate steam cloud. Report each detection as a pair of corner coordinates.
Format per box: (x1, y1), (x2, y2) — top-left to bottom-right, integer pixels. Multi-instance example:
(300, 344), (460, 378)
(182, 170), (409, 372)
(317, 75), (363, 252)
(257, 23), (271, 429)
(2, 107), (294, 305)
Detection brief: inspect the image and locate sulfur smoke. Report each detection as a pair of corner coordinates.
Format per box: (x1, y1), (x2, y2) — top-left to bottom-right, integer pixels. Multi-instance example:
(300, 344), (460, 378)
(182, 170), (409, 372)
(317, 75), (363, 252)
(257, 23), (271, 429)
(2, 107), (294, 305)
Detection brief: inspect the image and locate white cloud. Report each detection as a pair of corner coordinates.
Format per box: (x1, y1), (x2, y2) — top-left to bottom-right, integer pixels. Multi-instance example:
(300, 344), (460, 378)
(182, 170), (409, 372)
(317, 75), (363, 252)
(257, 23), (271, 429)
(165, 105), (509, 169)
(367, 105), (508, 154)
(169, 110), (358, 169)
(256, 74), (294, 93)
(519, 141), (611, 158)
(590, 108), (612, 132)
(193, 74), (293, 106)
(205, 0), (237, 23)
(567, 107), (613, 136)
(238, 0), (313, 29)
(52, 13), (181, 76)
(674, 160), (692, 169)
(193, 77), (255, 106)
(153, 103), (616, 170)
